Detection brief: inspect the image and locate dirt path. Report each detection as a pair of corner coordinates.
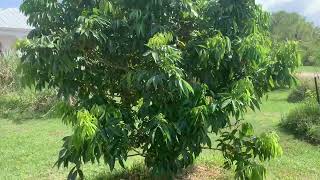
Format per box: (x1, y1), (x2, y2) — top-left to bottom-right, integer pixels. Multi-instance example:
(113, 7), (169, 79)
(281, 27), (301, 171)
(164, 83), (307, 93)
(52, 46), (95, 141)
(296, 72), (320, 79)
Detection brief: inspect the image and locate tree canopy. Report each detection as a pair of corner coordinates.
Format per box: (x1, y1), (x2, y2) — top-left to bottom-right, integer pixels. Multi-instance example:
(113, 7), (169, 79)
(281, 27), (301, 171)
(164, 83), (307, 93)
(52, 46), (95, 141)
(19, 0), (300, 179)
(271, 11), (320, 66)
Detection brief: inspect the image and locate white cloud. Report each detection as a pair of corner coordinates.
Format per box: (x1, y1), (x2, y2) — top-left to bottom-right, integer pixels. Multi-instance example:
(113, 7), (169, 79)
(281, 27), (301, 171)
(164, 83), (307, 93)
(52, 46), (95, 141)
(256, 0), (293, 9)
(304, 0), (320, 15)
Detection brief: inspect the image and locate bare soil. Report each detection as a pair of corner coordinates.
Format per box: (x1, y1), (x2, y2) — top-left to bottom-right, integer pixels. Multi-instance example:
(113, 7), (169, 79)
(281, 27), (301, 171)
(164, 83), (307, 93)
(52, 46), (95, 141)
(177, 165), (225, 180)
(296, 72), (320, 79)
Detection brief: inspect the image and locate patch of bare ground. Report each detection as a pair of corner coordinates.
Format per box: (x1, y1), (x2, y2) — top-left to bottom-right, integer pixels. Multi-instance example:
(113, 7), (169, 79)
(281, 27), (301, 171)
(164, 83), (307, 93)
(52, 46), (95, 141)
(176, 165), (225, 180)
(93, 165), (226, 180)
(296, 72), (320, 79)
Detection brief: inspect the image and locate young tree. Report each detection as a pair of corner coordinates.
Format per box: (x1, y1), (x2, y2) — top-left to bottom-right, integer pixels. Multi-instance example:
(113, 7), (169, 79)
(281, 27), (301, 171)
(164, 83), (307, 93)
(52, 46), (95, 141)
(19, 0), (300, 179)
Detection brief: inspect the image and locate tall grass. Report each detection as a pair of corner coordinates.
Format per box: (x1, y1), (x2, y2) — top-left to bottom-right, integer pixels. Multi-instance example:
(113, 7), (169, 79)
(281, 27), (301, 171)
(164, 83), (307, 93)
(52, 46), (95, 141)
(0, 51), (58, 119)
(0, 51), (21, 94)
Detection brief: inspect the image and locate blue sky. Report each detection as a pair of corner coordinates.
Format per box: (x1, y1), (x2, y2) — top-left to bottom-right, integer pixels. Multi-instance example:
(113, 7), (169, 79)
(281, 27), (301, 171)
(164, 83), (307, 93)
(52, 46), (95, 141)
(0, 0), (319, 26)
(0, 0), (22, 8)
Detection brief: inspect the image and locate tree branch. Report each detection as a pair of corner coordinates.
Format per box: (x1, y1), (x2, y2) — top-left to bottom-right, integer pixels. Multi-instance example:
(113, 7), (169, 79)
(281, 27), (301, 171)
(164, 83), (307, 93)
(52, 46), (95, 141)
(128, 149), (146, 157)
(127, 153), (144, 157)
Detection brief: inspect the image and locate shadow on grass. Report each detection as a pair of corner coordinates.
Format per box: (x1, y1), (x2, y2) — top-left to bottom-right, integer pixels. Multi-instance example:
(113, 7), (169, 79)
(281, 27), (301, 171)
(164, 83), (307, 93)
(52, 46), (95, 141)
(93, 164), (151, 180)
(278, 124), (320, 145)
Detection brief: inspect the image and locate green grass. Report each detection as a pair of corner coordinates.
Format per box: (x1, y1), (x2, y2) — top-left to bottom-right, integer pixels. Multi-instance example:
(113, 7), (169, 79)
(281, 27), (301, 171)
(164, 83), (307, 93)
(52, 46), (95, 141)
(245, 90), (320, 180)
(1, 90), (320, 179)
(297, 66), (320, 73)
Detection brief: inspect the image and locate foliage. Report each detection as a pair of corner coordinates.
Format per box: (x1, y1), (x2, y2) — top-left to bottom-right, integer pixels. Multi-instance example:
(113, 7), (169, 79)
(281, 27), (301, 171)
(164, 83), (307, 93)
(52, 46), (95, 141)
(287, 76), (317, 103)
(281, 100), (320, 143)
(19, 0), (300, 179)
(271, 11), (320, 66)
(0, 88), (58, 120)
(287, 85), (315, 103)
(0, 50), (58, 118)
(0, 51), (21, 94)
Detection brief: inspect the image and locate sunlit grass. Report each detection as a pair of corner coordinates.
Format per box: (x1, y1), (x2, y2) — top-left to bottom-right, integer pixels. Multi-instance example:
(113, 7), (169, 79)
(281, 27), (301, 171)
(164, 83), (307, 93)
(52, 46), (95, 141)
(246, 90), (320, 180)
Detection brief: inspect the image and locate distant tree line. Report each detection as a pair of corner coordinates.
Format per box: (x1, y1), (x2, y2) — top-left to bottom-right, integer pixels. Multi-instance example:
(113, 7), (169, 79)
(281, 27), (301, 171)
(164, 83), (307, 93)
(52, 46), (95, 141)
(271, 11), (320, 66)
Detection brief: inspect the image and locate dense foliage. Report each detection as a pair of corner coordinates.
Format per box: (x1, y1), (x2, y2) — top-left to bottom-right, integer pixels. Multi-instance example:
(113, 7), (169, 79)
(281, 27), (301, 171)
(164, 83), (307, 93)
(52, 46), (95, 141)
(281, 101), (320, 144)
(19, 0), (300, 179)
(271, 11), (320, 66)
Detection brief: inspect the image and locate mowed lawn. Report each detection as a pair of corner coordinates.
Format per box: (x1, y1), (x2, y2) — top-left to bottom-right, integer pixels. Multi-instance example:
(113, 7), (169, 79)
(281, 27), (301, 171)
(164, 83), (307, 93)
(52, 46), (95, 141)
(245, 90), (320, 180)
(1, 90), (320, 179)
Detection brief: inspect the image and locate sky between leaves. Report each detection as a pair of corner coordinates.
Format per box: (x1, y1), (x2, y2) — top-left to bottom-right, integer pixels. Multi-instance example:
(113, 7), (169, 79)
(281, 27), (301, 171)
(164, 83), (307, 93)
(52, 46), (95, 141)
(0, 0), (319, 26)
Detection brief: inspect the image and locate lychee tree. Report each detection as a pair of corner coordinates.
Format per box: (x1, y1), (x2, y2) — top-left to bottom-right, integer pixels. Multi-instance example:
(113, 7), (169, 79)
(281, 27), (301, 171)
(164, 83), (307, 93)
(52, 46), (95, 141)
(19, 0), (300, 179)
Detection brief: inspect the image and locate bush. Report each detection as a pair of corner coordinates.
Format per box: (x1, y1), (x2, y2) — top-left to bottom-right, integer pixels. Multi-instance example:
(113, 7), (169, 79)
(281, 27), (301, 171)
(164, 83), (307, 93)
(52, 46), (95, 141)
(287, 85), (314, 103)
(287, 77), (316, 103)
(281, 100), (320, 143)
(303, 56), (320, 66)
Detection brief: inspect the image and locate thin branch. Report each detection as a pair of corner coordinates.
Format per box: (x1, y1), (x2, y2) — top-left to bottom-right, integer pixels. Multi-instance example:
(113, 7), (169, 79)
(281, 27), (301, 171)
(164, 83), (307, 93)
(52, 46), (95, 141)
(132, 149), (142, 154)
(128, 149), (146, 158)
(127, 153), (144, 157)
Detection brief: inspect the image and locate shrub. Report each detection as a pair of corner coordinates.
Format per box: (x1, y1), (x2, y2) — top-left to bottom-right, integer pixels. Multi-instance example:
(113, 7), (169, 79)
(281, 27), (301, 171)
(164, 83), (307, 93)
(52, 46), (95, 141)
(281, 100), (320, 143)
(287, 77), (316, 103)
(287, 85), (314, 103)
(303, 56), (320, 66)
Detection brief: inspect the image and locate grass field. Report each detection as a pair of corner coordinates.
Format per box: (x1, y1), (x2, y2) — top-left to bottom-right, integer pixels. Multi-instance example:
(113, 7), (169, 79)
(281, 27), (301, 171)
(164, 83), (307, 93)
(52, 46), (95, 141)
(1, 90), (320, 179)
(246, 90), (320, 180)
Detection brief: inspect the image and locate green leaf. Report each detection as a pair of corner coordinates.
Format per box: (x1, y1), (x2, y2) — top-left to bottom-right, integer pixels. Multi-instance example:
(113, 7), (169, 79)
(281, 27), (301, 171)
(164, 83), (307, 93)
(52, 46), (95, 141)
(178, 79), (194, 97)
(151, 51), (160, 62)
(221, 98), (232, 109)
(241, 122), (254, 137)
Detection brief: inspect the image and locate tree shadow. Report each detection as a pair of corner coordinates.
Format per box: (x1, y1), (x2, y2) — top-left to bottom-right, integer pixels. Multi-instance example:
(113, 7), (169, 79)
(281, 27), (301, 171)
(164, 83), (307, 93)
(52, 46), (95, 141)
(91, 163), (226, 180)
(277, 125), (320, 145)
(92, 164), (151, 180)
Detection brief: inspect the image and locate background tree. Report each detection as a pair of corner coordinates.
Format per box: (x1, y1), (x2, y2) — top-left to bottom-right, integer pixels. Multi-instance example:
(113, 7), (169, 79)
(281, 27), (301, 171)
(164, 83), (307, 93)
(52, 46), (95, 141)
(19, 0), (300, 179)
(271, 11), (320, 66)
